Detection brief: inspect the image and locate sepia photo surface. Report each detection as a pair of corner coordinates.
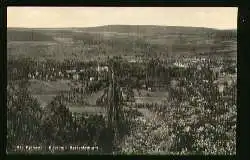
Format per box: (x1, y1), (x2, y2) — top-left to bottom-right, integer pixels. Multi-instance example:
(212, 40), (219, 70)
(7, 7), (237, 154)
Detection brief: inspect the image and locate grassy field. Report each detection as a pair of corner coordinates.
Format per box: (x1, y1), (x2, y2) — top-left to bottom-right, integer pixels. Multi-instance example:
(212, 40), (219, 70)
(28, 79), (71, 95)
(28, 79), (106, 107)
(133, 89), (168, 104)
(28, 79), (71, 107)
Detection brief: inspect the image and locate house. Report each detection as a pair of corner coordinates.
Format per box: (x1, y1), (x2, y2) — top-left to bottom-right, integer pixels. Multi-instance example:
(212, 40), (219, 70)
(225, 74), (237, 86)
(197, 65), (202, 70)
(90, 77), (95, 81)
(191, 59), (199, 64)
(128, 59), (136, 63)
(170, 79), (179, 88)
(211, 67), (221, 74)
(58, 71), (62, 76)
(101, 66), (109, 72)
(173, 62), (188, 68)
(73, 73), (79, 81)
(213, 77), (231, 95)
(141, 84), (147, 89)
(218, 84), (225, 94)
(35, 70), (39, 76)
(120, 88), (128, 100)
(80, 69), (85, 73)
(28, 73), (32, 79)
(202, 80), (209, 83)
(227, 79), (233, 86)
(66, 69), (77, 74)
(97, 65), (109, 72)
(231, 74), (237, 83)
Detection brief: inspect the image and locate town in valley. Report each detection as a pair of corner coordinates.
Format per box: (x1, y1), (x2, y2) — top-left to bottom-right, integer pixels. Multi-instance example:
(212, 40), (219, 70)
(7, 7), (237, 155)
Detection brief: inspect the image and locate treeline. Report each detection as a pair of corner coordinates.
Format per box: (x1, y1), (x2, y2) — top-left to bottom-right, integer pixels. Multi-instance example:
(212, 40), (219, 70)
(8, 57), (175, 88)
(214, 30), (237, 41)
(7, 30), (55, 41)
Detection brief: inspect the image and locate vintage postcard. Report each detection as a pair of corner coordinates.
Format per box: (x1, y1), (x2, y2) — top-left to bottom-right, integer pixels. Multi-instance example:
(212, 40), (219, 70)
(7, 7), (237, 154)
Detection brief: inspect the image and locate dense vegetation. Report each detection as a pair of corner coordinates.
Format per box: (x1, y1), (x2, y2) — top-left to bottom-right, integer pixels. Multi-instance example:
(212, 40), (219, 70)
(7, 30), (55, 41)
(119, 59), (236, 155)
(7, 59), (136, 153)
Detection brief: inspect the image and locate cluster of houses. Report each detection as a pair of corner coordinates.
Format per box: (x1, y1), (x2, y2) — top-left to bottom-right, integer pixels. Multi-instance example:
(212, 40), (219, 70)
(21, 56), (237, 99)
(169, 57), (236, 97)
(26, 64), (110, 82)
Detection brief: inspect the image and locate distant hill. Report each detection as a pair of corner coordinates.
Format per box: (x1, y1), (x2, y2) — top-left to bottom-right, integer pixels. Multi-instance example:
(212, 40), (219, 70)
(7, 25), (237, 60)
(80, 25), (236, 39)
(80, 25), (216, 35)
(71, 25), (236, 45)
(8, 25), (237, 39)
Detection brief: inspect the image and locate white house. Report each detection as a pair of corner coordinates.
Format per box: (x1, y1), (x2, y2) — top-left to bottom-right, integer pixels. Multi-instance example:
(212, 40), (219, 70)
(73, 74), (79, 80)
(90, 77), (95, 81)
(173, 62), (188, 68)
(141, 84), (147, 89)
(28, 73), (32, 79)
(35, 70), (39, 76)
(128, 59), (136, 63)
(218, 84), (225, 94)
(97, 65), (109, 72)
(58, 71), (62, 76)
(202, 80), (209, 83)
(66, 69), (76, 74)
(227, 79), (233, 86)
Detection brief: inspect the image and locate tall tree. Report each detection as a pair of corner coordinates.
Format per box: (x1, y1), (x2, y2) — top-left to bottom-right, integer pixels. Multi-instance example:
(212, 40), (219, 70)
(98, 58), (125, 153)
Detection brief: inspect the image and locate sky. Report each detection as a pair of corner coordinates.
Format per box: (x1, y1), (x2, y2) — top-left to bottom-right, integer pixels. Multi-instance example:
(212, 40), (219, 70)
(7, 7), (238, 29)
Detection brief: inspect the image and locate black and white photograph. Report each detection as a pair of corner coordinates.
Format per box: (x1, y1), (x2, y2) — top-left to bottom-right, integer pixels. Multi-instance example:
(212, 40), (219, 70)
(7, 7), (237, 154)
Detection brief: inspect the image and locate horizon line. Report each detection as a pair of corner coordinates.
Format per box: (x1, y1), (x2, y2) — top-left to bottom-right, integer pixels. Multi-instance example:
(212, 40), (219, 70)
(6, 24), (237, 30)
